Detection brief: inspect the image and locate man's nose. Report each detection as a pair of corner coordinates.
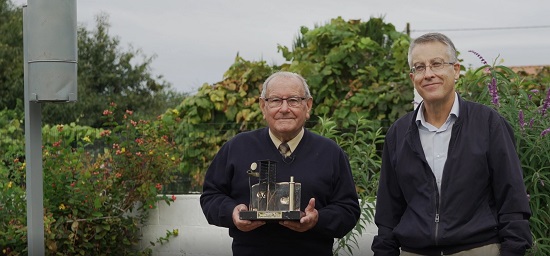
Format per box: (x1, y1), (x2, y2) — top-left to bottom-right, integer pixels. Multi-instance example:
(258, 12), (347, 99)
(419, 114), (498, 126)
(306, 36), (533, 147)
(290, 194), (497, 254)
(423, 66), (436, 77)
(279, 100), (291, 111)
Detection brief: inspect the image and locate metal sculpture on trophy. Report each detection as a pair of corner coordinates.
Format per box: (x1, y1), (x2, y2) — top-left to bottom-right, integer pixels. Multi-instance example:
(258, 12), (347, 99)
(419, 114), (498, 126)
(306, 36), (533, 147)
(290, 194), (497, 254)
(239, 160), (301, 220)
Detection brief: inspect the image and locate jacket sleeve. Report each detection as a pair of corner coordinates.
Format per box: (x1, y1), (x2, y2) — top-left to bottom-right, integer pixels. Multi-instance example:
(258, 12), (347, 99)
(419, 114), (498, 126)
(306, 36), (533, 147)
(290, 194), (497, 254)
(314, 148), (361, 238)
(488, 115), (532, 255)
(200, 144), (238, 228)
(371, 130), (405, 256)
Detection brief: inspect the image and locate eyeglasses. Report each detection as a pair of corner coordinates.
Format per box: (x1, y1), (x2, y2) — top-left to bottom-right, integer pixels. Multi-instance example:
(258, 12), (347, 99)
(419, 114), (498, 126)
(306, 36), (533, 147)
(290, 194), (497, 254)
(263, 97), (307, 108)
(411, 61), (455, 75)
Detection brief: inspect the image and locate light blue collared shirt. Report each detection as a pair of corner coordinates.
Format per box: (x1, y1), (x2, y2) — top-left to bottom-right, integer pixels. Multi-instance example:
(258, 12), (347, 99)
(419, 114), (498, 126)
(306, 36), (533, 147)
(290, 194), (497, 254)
(415, 93), (460, 192)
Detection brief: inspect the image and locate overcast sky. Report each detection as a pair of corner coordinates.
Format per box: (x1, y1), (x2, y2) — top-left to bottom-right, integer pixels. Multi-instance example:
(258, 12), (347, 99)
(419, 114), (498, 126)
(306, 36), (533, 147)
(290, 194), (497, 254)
(14, 0), (550, 93)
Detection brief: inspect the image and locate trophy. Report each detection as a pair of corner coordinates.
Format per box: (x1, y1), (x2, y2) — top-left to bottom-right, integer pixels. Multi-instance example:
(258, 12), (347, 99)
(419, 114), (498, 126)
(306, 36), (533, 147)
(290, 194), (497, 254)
(239, 160), (301, 220)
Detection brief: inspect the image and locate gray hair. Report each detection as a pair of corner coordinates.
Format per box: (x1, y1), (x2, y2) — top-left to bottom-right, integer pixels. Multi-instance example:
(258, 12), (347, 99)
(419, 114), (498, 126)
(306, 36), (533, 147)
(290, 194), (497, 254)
(260, 71), (312, 98)
(407, 32), (458, 67)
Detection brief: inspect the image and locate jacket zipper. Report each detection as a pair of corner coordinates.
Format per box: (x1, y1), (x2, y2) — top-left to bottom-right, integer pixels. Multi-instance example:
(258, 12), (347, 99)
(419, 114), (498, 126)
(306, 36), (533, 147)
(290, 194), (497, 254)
(434, 177), (440, 247)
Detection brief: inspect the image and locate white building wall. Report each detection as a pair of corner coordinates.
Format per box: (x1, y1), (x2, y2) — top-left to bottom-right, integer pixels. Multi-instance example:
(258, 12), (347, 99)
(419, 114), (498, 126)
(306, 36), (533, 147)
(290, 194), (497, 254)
(140, 194), (377, 256)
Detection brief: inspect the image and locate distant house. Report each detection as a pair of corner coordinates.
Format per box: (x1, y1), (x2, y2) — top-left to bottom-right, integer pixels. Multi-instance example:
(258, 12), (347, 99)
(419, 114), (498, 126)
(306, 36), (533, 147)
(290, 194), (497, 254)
(509, 65), (549, 76)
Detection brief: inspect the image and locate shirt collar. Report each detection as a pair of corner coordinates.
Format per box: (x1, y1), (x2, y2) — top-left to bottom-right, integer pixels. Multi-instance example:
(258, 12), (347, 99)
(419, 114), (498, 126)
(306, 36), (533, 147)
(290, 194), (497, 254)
(416, 92), (460, 127)
(269, 128), (304, 153)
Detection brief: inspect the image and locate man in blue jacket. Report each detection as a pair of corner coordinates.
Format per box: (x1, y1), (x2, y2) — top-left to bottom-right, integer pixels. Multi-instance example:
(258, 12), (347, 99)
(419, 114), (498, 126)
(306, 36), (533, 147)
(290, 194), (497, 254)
(201, 71), (360, 256)
(371, 32), (532, 256)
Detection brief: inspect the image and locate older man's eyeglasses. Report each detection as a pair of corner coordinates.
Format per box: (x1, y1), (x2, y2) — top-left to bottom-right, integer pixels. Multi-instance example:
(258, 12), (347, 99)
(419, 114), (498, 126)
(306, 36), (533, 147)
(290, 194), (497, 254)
(263, 97), (307, 108)
(411, 61), (455, 75)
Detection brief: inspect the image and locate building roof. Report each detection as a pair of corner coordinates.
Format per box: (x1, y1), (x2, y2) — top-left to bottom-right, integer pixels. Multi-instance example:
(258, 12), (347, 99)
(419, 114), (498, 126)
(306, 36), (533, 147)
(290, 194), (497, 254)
(509, 65), (549, 75)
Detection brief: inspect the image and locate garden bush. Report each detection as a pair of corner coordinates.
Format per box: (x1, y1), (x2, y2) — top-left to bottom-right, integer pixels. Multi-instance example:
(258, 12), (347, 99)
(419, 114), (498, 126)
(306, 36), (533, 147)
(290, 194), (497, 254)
(1, 103), (181, 255)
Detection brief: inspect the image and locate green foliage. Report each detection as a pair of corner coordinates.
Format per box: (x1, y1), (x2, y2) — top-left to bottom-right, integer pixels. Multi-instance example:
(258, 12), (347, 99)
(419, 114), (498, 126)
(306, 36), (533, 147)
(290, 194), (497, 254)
(2, 3), (411, 253)
(2, 3), (549, 253)
(0, 0), (24, 114)
(41, 13), (185, 127)
(312, 116), (384, 255)
(173, 55), (275, 190)
(0, 148), (26, 253)
(149, 229), (179, 247)
(0, 103), (181, 255)
(0, 108), (26, 253)
(458, 58), (550, 256)
(278, 17), (413, 128)
(0, 1), (185, 127)
(174, 17), (412, 191)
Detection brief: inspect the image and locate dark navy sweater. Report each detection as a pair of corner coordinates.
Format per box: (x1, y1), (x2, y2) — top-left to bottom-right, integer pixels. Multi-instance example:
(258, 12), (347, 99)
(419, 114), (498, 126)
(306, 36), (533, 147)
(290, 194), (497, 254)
(201, 128), (360, 256)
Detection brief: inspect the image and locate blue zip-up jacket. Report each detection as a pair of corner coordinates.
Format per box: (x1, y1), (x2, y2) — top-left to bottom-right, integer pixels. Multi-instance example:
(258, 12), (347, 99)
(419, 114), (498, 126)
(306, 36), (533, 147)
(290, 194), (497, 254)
(372, 96), (532, 256)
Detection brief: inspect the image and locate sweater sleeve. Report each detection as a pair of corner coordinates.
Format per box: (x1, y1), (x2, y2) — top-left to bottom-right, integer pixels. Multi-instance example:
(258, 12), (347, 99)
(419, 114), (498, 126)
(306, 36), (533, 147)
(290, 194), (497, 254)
(200, 143), (238, 228)
(488, 115), (532, 255)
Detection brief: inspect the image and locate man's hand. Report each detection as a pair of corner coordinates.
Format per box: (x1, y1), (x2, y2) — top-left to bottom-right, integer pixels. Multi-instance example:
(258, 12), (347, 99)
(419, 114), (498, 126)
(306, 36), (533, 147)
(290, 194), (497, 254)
(232, 204), (265, 232)
(279, 198), (318, 232)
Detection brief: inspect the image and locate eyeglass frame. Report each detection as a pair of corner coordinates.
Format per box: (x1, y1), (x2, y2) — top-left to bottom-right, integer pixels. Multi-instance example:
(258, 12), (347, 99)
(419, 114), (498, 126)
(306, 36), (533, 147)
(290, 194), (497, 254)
(262, 96), (308, 108)
(410, 60), (456, 75)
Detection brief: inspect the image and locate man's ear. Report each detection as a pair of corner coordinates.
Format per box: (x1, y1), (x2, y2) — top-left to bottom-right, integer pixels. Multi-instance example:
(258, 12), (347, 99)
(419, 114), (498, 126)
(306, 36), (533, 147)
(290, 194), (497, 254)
(453, 63), (461, 80)
(259, 97), (265, 109)
(306, 98), (313, 119)
(259, 98), (267, 119)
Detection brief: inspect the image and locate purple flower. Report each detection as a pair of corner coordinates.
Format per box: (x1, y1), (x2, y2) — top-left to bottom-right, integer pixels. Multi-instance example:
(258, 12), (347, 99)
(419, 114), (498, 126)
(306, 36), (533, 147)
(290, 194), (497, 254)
(541, 127), (550, 137)
(488, 77), (500, 107)
(528, 91), (537, 100)
(541, 88), (550, 116)
(529, 118), (535, 128)
(470, 51), (499, 107)
(469, 50), (489, 65)
(519, 110), (525, 131)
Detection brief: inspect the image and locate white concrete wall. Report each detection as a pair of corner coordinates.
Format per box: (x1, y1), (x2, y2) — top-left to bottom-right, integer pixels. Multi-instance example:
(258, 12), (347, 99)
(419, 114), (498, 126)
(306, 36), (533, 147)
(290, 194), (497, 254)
(140, 194), (377, 256)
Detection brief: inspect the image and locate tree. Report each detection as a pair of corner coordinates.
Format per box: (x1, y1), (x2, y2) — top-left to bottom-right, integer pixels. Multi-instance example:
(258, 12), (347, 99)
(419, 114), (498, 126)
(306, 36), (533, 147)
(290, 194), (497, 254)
(0, 0), (185, 127)
(42, 14), (185, 127)
(173, 55), (275, 190)
(279, 17), (413, 129)
(0, 0), (24, 113)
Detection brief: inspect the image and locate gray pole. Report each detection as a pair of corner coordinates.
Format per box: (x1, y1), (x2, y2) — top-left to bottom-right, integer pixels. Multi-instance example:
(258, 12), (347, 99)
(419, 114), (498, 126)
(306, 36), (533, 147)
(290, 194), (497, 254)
(23, 0), (77, 254)
(23, 5), (45, 255)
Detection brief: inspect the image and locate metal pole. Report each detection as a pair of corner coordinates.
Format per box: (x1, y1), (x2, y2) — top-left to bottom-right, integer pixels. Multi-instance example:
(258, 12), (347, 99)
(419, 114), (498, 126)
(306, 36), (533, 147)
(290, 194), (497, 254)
(23, 4), (45, 255)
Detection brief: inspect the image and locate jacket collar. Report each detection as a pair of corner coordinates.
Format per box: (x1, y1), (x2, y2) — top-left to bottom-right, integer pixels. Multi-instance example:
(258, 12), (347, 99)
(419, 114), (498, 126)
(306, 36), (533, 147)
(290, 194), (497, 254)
(405, 94), (467, 159)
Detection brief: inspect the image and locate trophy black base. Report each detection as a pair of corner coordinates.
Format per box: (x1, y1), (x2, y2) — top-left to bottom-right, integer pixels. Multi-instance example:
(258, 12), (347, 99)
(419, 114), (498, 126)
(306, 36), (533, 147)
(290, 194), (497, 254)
(239, 210), (301, 221)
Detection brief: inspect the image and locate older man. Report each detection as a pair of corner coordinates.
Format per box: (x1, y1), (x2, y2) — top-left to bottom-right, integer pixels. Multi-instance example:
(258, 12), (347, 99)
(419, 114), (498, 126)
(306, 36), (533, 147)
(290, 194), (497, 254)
(201, 71), (360, 256)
